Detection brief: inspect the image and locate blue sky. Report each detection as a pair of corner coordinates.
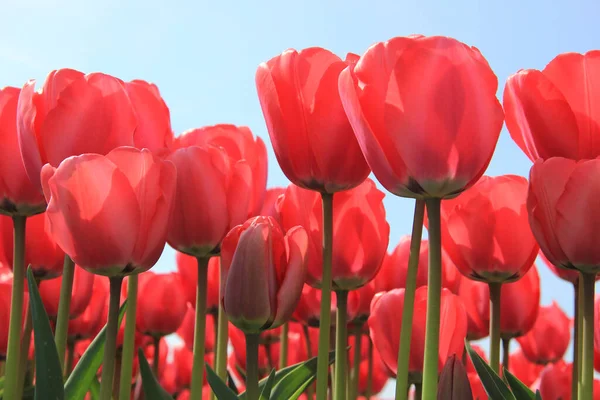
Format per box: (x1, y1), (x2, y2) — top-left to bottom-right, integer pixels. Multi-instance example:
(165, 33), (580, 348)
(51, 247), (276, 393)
(2, 0), (599, 393)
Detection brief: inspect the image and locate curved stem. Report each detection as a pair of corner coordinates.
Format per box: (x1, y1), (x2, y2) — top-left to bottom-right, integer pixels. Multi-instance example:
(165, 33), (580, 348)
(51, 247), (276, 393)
(55, 255), (75, 371)
(279, 322), (289, 370)
(395, 199), (425, 400)
(316, 192), (334, 400)
(119, 274), (138, 400)
(489, 282), (502, 374)
(502, 338), (510, 371)
(3, 215), (26, 400)
(573, 280), (581, 400)
(421, 198), (442, 400)
(190, 256), (210, 399)
(303, 324), (314, 399)
(99, 277), (124, 400)
(366, 337), (373, 399)
(579, 272), (595, 400)
(334, 290), (348, 400)
(245, 333), (260, 400)
(349, 330), (362, 400)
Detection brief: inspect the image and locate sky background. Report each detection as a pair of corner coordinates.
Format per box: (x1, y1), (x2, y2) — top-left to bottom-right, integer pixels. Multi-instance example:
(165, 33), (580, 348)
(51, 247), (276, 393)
(2, 0), (599, 396)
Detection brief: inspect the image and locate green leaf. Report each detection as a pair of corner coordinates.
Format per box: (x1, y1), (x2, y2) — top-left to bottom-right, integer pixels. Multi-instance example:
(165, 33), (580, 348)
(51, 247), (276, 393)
(27, 267), (64, 400)
(259, 370), (275, 400)
(503, 368), (535, 399)
(205, 363), (239, 400)
(465, 341), (515, 400)
(138, 349), (173, 400)
(535, 390), (542, 400)
(228, 372), (239, 394)
(89, 378), (100, 400)
(64, 300), (127, 400)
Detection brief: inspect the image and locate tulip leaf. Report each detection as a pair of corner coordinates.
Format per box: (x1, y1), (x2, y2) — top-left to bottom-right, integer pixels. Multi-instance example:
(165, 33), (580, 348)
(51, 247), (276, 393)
(465, 341), (516, 400)
(228, 371), (239, 394)
(27, 267), (65, 400)
(137, 348), (174, 399)
(259, 370), (276, 400)
(205, 363), (239, 400)
(535, 390), (542, 400)
(89, 377), (100, 400)
(64, 300), (127, 400)
(503, 368), (535, 399)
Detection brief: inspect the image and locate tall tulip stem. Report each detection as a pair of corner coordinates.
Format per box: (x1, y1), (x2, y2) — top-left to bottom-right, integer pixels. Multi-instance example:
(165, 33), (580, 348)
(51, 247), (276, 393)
(55, 255), (75, 371)
(215, 297), (230, 382)
(4, 215), (27, 400)
(303, 324), (314, 399)
(99, 277), (124, 400)
(119, 274), (138, 400)
(366, 337), (374, 399)
(16, 297), (33, 399)
(489, 282), (502, 373)
(395, 199), (425, 400)
(422, 198), (442, 399)
(349, 330), (362, 400)
(579, 272), (595, 400)
(279, 322), (289, 369)
(334, 290), (349, 400)
(245, 333), (260, 400)
(501, 338), (510, 371)
(573, 280), (581, 400)
(316, 192), (334, 400)
(66, 340), (75, 377)
(190, 256), (210, 399)
(152, 336), (160, 376)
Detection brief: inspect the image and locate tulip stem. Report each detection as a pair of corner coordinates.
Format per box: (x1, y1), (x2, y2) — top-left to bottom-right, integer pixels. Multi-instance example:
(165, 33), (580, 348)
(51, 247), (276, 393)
(99, 277), (123, 400)
(573, 280), (581, 400)
(422, 198), (442, 400)
(349, 330), (361, 400)
(55, 255), (75, 372)
(579, 272), (595, 400)
(279, 322), (289, 370)
(16, 297), (33, 399)
(303, 324), (315, 399)
(488, 282), (502, 374)
(334, 290), (349, 400)
(501, 338), (510, 371)
(215, 304), (230, 382)
(316, 192), (334, 400)
(245, 333), (260, 400)
(414, 383), (422, 400)
(3, 216), (26, 400)
(119, 274), (138, 400)
(66, 340), (75, 377)
(190, 256), (210, 399)
(395, 199), (425, 400)
(152, 336), (160, 376)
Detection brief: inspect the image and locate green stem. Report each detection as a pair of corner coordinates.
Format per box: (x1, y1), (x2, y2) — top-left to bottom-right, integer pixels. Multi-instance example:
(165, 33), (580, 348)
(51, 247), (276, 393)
(55, 255), (75, 371)
(99, 277), (124, 400)
(0, 361), (5, 377)
(303, 324), (315, 399)
(334, 290), (348, 400)
(573, 281), (581, 400)
(245, 333), (260, 400)
(118, 274), (138, 400)
(579, 272), (595, 400)
(366, 338), (373, 399)
(421, 199), (442, 400)
(16, 300), (33, 399)
(395, 199), (425, 400)
(3, 215), (26, 400)
(316, 192), (334, 400)
(414, 383), (423, 400)
(152, 336), (160, 376)
(212, 256), (230, 400)
(66, 340), (75, 377)
(489, 282), (502, 374)
(279, 322), (289, 370)
(502, 338), (510, 371)
(349, 330), (362, 400)
(190, 256), (210, 399)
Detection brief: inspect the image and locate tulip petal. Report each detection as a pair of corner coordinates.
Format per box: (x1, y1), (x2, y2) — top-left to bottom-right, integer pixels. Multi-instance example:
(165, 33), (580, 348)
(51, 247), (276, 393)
(17, 80), (44, 190)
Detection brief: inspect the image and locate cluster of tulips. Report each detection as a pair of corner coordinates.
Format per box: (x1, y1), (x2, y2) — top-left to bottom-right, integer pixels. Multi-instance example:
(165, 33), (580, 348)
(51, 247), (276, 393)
(0, 33), (599, 400)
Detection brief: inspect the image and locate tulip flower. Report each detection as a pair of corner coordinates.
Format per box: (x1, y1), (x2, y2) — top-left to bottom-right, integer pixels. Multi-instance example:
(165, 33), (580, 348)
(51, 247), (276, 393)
(259, 187), (285, 220)
(176, 252), (220, 314)
(68, 277), (109, 341)
(504, 51), (600, 162)
(517, 302), (571, 365)
(39, 266), (95, 318)
(538, 361), (572, 400)
(509, 349), (544, 387)
(347, 334), (389, 398)
(292, 283), (359, 327)
(349, 281), (376, 329)
(176, 306), (216, 354)
(0, 277), (12, 356)
(467, 373), (488, 400)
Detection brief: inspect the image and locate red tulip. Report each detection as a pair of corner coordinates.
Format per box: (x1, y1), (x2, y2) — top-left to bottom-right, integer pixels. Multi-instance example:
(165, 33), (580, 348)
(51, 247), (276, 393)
(172, 344), (194, 391)
(504, 51), (600, 162)
(278, 179), (389, 290)
(39, 266), (95, 318)
(467, 373), (488, 400)
(17, 69), (137, 191)
(125, 80), (173, 152)
(0, 213), (65, 280)
(509, 349), (544, 387)
(166, 145), (251, 258)
(176, 253), (220, 313)
(528, 157), (600, 274)
(338, 35), (503, 199)
(438, 175), (538, 282)
(368, 286), (467, 375)
(348, 335), (389, 396)
(221, 216), (307, 333)
(457, 265), (540, 340)
(293, 284), (359, 327)
(172, 124), (268, 217)
(176, 305), (216, 354)
(259, 187), (285, 220)
(256, 47), (370, 193)
(349, 281), (376, 327)
(0, 87), (46, 215)
(134, 272), (187, 337)
(0, 271), (28, 356)
(374, 236), (461, 294)
(539, 251), (580, 284)
(68, 277), (109, 340)
(538, 361), (572, 400)
(595, 296), (600, 373)
(144, 337), (169, 376)
(41, 147), (176, 276)
(517, 302), (571, 365)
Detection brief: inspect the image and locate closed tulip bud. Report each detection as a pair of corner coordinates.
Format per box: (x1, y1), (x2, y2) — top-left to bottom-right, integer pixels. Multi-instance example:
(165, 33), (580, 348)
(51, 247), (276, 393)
(517, 302), (571, 365)
(437, 354), (473, 400)
(176, 253), (220, 313)
(221, 216), (308, 333)
(39, 266), (95, 318)
(509, 349), (544, 387)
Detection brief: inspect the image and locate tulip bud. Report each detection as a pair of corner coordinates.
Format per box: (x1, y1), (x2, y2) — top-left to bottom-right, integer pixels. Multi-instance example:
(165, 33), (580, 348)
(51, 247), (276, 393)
(437, 355), (473, 400)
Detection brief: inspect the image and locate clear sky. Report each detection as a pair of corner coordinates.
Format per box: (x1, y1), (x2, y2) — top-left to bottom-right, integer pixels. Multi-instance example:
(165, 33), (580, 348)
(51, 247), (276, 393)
(2, 0), (599, 394)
